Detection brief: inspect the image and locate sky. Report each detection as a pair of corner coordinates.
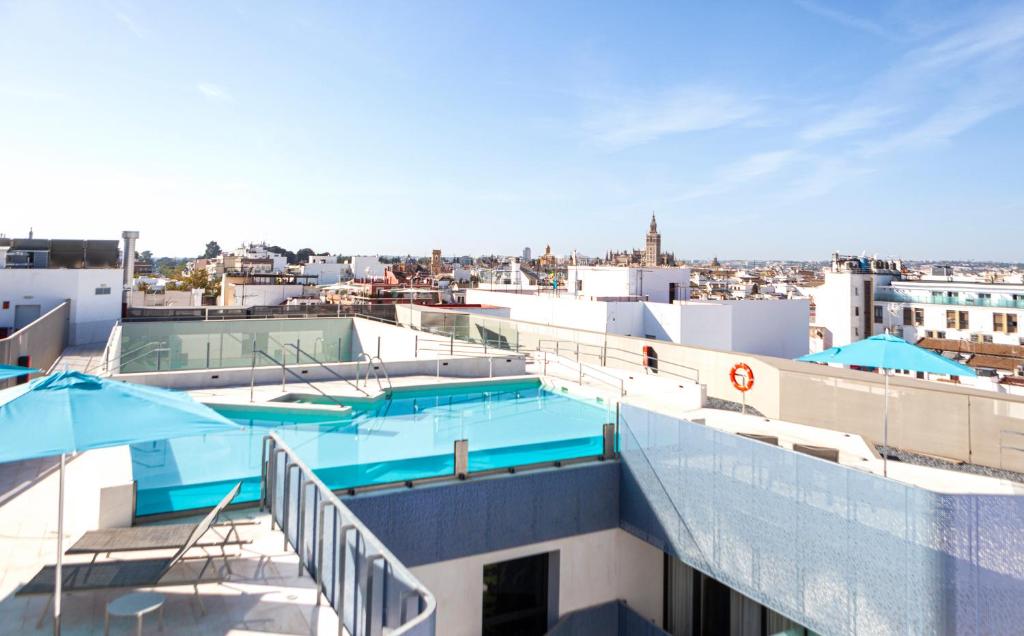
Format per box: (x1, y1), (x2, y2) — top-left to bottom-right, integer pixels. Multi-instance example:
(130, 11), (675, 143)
(1, 1), (1023, 261)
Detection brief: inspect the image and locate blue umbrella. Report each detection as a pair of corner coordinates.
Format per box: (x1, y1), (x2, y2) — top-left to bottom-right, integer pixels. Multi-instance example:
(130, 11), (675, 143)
(798, 333), (977, 376)
(0, 370), (241, 635)
(0, 364), (39, 381)
(797, 334), (976, 476)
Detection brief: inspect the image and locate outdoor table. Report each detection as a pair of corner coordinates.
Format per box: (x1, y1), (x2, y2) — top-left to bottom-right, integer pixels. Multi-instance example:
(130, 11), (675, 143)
(104, 591), (165, 636)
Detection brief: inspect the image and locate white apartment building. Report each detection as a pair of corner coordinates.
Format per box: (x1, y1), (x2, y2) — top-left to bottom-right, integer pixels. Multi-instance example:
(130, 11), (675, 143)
(812, 254), (900, 347)
(465, 284), (809, 359)
(0, 237), (123, 344)
(874, 280), (1024, 345)
(812, 253), (1024, 384)
(300, 255), (352, 285)
(566, 265), (691, 303)
(350, 255), (389, 281)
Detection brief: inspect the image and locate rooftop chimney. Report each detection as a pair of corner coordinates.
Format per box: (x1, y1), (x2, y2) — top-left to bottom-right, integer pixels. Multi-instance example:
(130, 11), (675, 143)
(122, 231), (139, 309)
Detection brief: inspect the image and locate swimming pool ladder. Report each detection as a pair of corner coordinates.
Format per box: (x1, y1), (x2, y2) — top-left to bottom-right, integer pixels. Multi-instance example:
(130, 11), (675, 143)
(355, 353), (392, 393)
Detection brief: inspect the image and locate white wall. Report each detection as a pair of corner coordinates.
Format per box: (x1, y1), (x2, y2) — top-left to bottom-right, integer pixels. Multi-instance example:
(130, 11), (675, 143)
(409, 528), (663, 636)
(467, 290), (807, 356)
(225, 283), (312, 307)
(130, 289), (203, 307)
(351, 255), (388, 280)
(0, 268), (122, 344)
(725, 299), (810, 358)
(567, 266), (690, 303)
(301, 261), (351, 285)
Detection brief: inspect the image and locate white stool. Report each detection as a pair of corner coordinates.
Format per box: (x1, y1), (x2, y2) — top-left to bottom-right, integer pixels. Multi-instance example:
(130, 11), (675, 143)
(104, 592), (165, 636)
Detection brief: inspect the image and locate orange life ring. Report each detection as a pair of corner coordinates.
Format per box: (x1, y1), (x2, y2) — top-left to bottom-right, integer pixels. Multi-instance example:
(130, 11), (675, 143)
(730, 363), (754, 392)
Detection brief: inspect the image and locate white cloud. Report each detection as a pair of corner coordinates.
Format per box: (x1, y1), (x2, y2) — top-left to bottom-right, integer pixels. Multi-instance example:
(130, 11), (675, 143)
(114, 11), (146, 38)
(196, 83), (233, 102)
(793, 0), (900, 41)
(586, 87), (758, 146)
(799, 106), (901, 142)
(675, 149), (800, 201)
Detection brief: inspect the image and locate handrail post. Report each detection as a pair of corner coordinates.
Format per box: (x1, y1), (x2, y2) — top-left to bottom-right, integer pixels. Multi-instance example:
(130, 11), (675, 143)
(454, 439), (468, 478)
(337, 523), (356, 635)
(297, 479), (315, 576)
(602, 422), (616, 459)
(364, 554), (385, 636)
(250, 349), (257, 403)
(316, 501), (332, 607)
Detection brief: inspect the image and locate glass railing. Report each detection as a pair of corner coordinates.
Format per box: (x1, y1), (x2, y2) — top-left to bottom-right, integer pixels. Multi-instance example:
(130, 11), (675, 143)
(263, 433), (436, 635)
(875, 289), (1024, 309)
(617, 403), (1024, 636)
(118, 317), (355, 373)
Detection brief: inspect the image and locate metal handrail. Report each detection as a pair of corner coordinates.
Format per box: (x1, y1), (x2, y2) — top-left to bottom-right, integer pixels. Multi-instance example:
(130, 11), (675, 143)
(282, 343), (369, 397)
(536, 338), (700, 383)
(541, 351), (625, 396)
(91, 340), (170, 375)
(250, 349), (350, 410)
(355, 353), (393, 392)
(262, 433), (436, 635)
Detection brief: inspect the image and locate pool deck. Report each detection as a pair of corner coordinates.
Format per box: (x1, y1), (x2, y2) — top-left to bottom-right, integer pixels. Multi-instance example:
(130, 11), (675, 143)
(0, 507), (340, 636)
(187, 373), (547, 406)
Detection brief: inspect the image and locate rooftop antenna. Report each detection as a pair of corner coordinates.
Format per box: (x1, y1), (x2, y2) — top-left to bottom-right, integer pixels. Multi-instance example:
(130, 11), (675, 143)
(28, 227), (33, 239)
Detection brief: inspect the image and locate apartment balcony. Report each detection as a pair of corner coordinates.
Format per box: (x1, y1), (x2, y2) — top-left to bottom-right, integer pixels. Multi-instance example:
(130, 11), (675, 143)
(875, 290), (1024, 309)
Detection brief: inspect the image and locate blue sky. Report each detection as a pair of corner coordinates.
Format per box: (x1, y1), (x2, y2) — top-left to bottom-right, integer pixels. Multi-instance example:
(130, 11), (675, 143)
(1, 1), (1023, 261)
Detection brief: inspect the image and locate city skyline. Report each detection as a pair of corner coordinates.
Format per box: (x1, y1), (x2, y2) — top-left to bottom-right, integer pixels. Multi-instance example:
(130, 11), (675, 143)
(2, 1), (1023, 260)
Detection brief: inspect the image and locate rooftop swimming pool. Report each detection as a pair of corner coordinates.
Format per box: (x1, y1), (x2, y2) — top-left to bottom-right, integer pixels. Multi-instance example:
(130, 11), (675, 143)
(131, 379), (613, 516)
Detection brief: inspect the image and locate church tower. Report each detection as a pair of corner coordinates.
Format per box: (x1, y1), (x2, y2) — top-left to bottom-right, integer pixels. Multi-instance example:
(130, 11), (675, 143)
(643, 213), (661, 266)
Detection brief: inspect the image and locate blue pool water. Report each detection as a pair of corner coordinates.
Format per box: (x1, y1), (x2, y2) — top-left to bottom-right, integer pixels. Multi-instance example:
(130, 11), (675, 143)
(131, 379), (612, 516)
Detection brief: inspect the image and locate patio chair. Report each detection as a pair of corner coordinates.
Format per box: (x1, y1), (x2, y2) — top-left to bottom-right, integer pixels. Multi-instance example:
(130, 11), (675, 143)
(17, 483), (245, 619)
(67, 482), (249, 563)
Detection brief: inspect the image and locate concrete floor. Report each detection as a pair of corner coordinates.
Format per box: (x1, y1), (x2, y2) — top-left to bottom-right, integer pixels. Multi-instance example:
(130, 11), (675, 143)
(0, 509), (340, 636)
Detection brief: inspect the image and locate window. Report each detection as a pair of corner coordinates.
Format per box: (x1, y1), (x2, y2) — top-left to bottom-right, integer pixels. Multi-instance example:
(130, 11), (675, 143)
(903, 308), (913, 325)
(874, 306), (883, 324)
(959, 311), (969, 329)
(94, 286), (111, 295)
(482, 553), (549, 635)
(995, 313), (1006, 332)
(914, 308), (924, 325)
(854, 307), (859, 317)
(946, 310), (957, 329)
(1010, 314), (1019, 334)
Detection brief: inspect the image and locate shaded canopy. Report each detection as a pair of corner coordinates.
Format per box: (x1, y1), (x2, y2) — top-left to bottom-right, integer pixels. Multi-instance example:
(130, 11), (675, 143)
(0, 364), (38, 381)
(798, 334), (977, 377)
(0, 370), (240, 463)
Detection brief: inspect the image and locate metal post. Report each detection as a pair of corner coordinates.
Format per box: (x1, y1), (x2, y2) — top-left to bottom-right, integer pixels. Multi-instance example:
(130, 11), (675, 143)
(155, 349), (162, 372)
(414, 335), (418, 358)
(602, 423), (616, 459)
(576, 342), (580, 362)
(297, 479), (315, 576)
(883, 370), (889, 478)
(296, 339), (301, 364)
(489, 357), (493, 378)
(316, 501), (332, 606)
(450, 332), (454, 356)
(454, 439), (469, 477)
(337, 337), (343, 363)
(250, 349), (257, 403)
(364, 554), (385, 636)
(53, 453), (65, 636)
(205, 341), (211, 369)
(337, 523), (356, 632)
(376, 336), (381, 359)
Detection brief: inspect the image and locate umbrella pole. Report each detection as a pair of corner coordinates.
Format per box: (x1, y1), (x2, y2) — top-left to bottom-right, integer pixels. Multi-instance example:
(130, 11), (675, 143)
(54, 452), (65, 636)
(883, 371), (889, 478)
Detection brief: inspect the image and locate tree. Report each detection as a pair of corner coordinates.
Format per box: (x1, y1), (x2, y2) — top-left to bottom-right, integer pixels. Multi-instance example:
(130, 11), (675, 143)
(173, 267), (220, 297)
(295, 248), (316, 263)
(202, 241), (222, 259)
